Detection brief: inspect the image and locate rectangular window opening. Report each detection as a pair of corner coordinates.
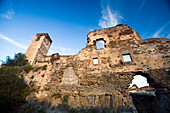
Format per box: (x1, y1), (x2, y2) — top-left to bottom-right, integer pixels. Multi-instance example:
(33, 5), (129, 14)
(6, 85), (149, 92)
(93, 58), (98, 64)
(96, 40), (105, 49)
(122, 54), (132, 62)
(56, 63), (59, 69)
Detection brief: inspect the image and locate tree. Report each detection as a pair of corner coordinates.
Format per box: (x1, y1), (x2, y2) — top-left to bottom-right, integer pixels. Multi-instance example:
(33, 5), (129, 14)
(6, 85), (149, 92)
(5, 53), (28, 66)
(0, 53), (32, 113)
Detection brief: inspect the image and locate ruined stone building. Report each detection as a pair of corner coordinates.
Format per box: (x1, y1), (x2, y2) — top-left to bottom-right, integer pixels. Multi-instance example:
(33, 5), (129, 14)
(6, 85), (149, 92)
(25, 25), (170, 113)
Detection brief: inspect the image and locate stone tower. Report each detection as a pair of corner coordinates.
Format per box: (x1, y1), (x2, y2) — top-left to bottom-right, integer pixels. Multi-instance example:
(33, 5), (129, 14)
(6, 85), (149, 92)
(25, 33), (52, 65)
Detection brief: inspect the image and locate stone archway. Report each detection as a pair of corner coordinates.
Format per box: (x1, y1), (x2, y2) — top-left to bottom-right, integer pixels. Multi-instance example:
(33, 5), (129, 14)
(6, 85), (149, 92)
(128, 72), (169, 113)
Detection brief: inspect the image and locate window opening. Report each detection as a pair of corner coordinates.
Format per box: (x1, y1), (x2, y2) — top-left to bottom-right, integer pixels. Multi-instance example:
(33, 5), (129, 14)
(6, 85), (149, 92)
(96, 40), (105, 49)
(122, 54), (132, 62)
(56, 63), (59, 69)
(93, 58), (98, 64)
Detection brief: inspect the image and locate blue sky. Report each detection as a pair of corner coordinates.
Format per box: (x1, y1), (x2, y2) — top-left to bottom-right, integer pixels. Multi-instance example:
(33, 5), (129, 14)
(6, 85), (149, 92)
(0, 0), (170, 64)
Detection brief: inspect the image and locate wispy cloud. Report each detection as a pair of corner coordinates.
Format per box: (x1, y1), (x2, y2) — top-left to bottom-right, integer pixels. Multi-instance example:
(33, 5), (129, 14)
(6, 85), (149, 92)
(99, 5), (123, 28)
(57, 45), (75, 52)
(0, 33), (27, 49)
(167, 33), (170, 38)
(133, 0), (147, 25)
(153, 21), (170, 37)
(1, 9), (15, 19)
(48, 45), (78, 55)
(138, 0), (146, 14)
(89, 28), (94, 31)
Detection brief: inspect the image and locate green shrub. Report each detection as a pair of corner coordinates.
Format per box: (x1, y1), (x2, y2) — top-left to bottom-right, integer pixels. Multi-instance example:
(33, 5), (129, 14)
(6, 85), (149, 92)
(0, 53), (34, 113)
(20, 104), (36, 113)
(20, 104), (46, 113)
(63, 95), (69, 103)
(33, 65), (47, 72)
(37, 107), (46, 113)
(52, 93), (61, 98)
(4, 53), (28, 66)
(22, 65), (32, 73)
(0, 66), (32, 113)
(33, 67), (41, 72)
(70, 108), (78, 113)
(42, 65), (47, 70)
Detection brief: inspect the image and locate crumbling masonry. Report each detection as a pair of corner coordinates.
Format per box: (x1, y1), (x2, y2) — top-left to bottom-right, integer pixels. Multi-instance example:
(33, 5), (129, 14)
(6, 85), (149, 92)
(25, 25), (170, 113)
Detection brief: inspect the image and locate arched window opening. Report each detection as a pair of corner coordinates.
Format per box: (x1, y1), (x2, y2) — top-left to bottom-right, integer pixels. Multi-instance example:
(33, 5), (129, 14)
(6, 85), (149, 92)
(96, 39), (106, 49)
(129, 75), (149, 88)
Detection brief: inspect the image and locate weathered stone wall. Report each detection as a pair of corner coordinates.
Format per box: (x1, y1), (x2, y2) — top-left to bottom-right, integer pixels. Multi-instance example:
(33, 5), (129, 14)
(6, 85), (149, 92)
(25, 33), (52, 65)
(26, 25), (170, 112)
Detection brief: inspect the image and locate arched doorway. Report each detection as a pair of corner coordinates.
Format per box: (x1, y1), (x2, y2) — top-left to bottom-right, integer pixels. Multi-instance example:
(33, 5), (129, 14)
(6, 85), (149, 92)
(129, 72), (157, 113)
